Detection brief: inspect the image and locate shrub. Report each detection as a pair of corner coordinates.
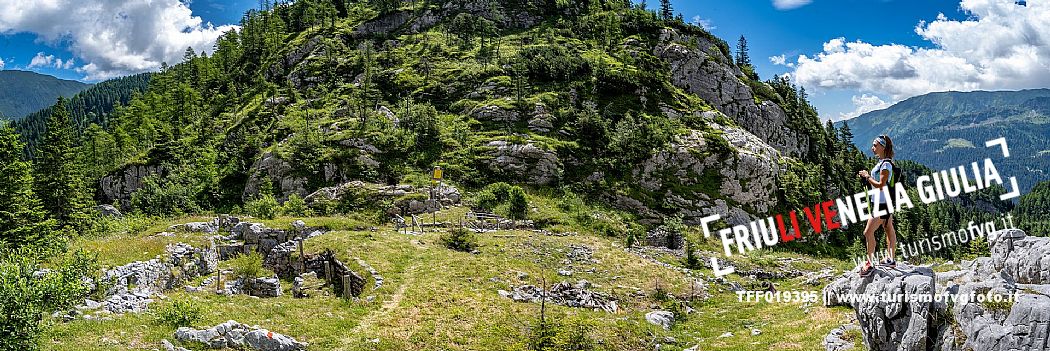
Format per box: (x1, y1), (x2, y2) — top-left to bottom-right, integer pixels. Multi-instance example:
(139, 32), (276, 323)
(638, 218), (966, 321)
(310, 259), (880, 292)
(154, 298), (203, 328)
(228, 252), (271, 280)
(527, 315), (596, 351)
(506, 187), (529, 220)
(131, 174), (201, 217)
(683, 240), (700, 269)
(474, 182), (529, 220)
(442, 227), (479, 252)
(245, 194), (279, 219)
(279, 194), (312, 217)
(474, 182), (512, 211)
(0, 248), (96, 351)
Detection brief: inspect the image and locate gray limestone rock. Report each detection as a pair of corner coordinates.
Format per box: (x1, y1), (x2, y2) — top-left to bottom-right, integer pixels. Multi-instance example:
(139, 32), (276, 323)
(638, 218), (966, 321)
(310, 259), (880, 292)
(484, 140), (563, 185)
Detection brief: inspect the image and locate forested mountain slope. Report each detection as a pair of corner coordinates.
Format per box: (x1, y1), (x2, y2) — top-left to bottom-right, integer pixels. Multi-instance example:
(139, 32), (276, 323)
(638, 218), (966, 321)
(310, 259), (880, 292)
(0, 70), (89, 119)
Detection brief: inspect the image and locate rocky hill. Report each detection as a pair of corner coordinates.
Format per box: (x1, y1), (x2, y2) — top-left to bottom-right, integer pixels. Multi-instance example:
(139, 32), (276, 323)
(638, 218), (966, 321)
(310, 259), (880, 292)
(82, 0), (845, 232)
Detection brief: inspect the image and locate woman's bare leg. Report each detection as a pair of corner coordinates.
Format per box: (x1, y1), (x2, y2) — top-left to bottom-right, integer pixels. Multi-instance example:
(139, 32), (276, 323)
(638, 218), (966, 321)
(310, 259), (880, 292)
(863, 217), (884, 264)
(885, 216), (897, 261)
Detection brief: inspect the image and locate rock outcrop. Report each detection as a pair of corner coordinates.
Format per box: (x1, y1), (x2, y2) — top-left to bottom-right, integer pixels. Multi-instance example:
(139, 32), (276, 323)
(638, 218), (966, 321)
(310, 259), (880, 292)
(483, 140), (563, 185)
(824, 229), (1050, 351)
(99, 164), (167, 208)
(243, 152), (308, 202)
(654, 28), (807, 158)
(631, 121), (781, 225)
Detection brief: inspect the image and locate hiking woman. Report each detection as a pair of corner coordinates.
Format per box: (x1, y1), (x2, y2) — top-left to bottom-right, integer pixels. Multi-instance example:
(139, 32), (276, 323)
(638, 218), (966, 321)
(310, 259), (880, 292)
(856, 134), (898, 276)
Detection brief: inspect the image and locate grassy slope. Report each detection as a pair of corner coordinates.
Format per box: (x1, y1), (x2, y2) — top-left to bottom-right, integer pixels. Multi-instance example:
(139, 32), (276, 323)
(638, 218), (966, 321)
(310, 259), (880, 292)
(44, 200), (860, 350)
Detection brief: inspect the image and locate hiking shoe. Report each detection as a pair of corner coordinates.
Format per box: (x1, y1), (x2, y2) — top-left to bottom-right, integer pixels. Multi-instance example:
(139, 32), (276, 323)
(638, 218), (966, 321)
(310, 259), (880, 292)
(859, 261), (874, 277)
(880, 258), (896, 268)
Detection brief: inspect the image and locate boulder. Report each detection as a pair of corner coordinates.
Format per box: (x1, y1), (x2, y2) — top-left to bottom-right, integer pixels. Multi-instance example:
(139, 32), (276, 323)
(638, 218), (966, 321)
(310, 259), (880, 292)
(93, 204), (123, 217)
(498, 280), (618, 313)
(174, 320), (306, 350)
(645, 310), (675, 330)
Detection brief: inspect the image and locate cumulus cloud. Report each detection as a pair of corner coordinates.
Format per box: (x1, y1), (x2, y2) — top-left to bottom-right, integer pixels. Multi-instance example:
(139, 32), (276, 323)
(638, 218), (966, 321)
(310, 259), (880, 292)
(773, 0), (813, 10)
(770, 54), (786, 65)
(691, 15), (716, 30)
(838, 94), (894, 121)
(791, 0), (1050, 105)
(28, 52), (75, 69)
(0, 0), (238, 80)
(0, 57), (5, 70)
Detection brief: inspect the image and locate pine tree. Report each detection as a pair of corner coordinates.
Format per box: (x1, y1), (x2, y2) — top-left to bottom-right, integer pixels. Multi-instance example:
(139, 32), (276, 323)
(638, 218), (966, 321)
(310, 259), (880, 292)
(33, 97), (89, 226)
(0, 123), (55, 248)
(659, 0), (673, 20)
(736, 35), (751, 67)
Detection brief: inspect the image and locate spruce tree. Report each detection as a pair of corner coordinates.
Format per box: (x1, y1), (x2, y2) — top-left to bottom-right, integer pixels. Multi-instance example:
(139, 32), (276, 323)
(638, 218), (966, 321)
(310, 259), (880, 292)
(0, 123), (55, 248)
(659, 0), (673, 20)
(33, 97), (89, 226)
(736, 35), (751, 67)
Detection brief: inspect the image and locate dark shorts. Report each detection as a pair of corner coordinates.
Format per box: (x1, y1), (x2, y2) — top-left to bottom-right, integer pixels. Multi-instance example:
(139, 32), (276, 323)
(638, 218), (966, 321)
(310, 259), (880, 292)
(878, 212), (892, 221)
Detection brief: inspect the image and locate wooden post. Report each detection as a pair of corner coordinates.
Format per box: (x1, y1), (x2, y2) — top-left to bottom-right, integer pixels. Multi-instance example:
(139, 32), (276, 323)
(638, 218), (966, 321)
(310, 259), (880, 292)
(342, 275), (351, 297)
(324, 261), (332, 285)
(298, 238), (305, 275)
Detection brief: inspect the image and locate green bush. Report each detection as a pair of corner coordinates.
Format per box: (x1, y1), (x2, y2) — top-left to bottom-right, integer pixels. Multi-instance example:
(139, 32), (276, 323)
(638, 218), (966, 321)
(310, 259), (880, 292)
(130, 174), (201, 217)
(442, 227), (479, 252)
(506, 187), (529, 220)
(0, 248), (96, 351)
(228, 252), (271, 279)
(279, 194), (312, 217)
(474, 182), (529, 220)
(527, 315), (596, 351)
(683, 240), (700, 269)
(154, 298), (203, 328)
(245, 194), (280, 219)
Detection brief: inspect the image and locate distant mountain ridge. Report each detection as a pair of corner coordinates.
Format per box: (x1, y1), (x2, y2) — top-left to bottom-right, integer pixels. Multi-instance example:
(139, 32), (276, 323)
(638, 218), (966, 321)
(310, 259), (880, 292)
(838, 89), (1050, 194)
(0, 70), (90, 120)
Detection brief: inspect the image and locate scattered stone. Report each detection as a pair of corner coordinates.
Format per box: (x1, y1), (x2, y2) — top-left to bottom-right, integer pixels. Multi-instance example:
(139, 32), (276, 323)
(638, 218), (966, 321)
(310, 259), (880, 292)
(499, 280), (618, 312)
(719, 332), (733, 338)
(557, 269), (573, 276)
(751, 329), (761, 336)
(162, 339), (191, 351)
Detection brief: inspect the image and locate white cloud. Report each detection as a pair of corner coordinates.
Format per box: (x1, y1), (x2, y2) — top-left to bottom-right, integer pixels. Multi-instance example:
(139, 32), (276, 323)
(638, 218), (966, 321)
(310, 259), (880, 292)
(770, 54), (786, 65)
(773, 0), (813, 10)
(27, 52), (76, 70)
(0, 57), (5, 70)
(791, 0), (1050, 105)
(0, 0), (238, 80)
(838, 94), (893, 121)
(691, 15), (716, 30)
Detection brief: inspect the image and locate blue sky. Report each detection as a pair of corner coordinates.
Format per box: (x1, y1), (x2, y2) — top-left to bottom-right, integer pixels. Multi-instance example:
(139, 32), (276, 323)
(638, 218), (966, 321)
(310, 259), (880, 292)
(2, 0), (1047, 121)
